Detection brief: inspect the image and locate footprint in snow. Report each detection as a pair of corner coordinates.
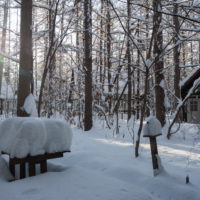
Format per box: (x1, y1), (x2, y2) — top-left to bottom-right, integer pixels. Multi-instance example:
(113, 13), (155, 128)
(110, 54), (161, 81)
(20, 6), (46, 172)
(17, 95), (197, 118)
(22, 188), (39, 195)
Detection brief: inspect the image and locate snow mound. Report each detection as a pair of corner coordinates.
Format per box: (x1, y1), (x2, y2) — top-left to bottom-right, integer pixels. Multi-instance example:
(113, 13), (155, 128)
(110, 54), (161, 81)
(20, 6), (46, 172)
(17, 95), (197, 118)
(0, 153), (13, 181)
(23, 93), (38, 117)
(143, 116), (162, 137)
(43, 118), (73, 153)
(0, 117), (73, 158)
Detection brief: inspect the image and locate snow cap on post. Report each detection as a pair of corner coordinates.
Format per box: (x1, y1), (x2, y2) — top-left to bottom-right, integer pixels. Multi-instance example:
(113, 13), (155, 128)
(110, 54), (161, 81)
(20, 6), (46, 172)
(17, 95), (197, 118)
(143, 116), (162, 137)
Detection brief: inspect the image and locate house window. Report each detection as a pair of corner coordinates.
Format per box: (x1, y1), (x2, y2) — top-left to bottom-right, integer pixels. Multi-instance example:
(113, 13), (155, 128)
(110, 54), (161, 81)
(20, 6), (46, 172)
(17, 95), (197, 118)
(190, 100), (198, 111)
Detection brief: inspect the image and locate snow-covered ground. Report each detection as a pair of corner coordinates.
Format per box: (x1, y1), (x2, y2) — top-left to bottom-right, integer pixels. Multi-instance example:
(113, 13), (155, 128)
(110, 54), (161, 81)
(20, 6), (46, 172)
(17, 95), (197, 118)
(0, 119), (200, 200)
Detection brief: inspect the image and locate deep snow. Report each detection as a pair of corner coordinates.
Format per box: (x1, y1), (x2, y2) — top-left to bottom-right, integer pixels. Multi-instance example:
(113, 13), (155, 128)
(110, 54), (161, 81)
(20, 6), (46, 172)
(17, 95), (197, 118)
(0, 119), (200, 200)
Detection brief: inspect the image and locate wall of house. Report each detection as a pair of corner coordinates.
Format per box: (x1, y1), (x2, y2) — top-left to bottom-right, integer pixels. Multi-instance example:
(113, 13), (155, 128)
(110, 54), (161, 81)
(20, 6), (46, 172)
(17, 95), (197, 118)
(186, 94), (200, 123)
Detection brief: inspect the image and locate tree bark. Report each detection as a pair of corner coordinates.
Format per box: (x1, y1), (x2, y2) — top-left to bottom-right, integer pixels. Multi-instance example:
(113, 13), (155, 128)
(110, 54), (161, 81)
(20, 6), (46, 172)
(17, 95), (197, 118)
(17, 0), (33, 117)
(127, 0), (132, 121)
(84, 0), (93, 131)
(173, 1), (181, 106)
(153, 0), (166, 126)
(106, 0), (112, 113)
(136, 21), (140, 120)
(47, 0), (56, 118)
(100, 0), (105, 91)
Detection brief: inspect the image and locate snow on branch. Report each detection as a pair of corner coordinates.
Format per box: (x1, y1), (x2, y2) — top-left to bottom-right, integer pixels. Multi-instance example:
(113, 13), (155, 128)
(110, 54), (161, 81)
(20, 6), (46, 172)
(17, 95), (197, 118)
(94, 104), (111, 129)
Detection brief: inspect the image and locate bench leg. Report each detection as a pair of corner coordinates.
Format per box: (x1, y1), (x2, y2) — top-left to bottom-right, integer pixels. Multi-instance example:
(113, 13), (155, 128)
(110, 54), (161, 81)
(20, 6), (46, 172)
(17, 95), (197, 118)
(40, 160), (47, 173)
(29, 162), (36, 177)
(20, 163), (26, 179)
(9, 158), (15, 177)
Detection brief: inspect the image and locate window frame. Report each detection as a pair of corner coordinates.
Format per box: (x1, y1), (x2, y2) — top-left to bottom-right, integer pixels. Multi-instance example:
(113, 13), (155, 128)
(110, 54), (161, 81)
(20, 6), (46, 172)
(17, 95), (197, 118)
(190, 100), (198, 112)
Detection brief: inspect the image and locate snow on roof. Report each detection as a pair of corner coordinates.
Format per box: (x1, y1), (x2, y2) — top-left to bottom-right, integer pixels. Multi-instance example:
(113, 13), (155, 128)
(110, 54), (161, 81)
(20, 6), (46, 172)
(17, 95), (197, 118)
(180, 66), (200, 88)
(0, 117), (73, 158)
(180, 67), (200, 98)
(143, 116), (162, 137)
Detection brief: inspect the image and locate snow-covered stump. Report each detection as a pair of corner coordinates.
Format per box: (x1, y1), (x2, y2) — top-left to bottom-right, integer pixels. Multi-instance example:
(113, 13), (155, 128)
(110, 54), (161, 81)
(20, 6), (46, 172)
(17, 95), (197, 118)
(0, 117), (73, 180)
(143, 116), (162, 176)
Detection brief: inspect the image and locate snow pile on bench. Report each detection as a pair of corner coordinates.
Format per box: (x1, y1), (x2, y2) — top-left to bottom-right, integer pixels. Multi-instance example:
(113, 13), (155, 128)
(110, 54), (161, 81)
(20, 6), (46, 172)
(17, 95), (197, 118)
(0, 117), (73, 158)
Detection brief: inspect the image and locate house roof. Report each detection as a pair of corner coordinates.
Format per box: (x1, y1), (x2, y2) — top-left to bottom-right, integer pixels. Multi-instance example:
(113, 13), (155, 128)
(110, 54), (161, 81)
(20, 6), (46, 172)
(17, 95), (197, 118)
(181, 67), (200, 98)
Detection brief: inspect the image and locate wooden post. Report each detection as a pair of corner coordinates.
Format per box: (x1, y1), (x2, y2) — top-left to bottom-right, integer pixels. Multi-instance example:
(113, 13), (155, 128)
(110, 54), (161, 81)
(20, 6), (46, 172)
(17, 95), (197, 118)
(6, 151), (69, 180)
(143, 116), (162, 176)
(29, 162), (36, 176)
(20, 163), (26, 179)
(9, 158), (15, 177)
(149, 136), (159, 171)
(186, 175), (190, 184)
(40, 160), (47, 173)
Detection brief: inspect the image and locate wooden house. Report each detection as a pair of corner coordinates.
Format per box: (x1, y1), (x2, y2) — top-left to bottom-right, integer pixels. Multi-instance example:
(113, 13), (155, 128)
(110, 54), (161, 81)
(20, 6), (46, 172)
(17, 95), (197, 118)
(181, 67), (200, 123)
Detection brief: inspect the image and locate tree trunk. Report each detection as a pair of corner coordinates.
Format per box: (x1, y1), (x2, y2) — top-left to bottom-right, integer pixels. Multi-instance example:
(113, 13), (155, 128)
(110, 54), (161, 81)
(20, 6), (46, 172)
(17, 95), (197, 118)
(0, 0), (9, 94)
(127, 0), (132, 121)
(153, 0), (166, 126)
(84, 0), (93, 131)
(100, 0), (104, 88)
(38, 0), (59, 116)
(173, 1), (180, 105)
(47, 0), (56, 118)
(106, 0), (112, 113)
(68, 70), (75, 105)
(17, 0), (33, 117)
(136, 21), (140, 120)
(145, 0), (150, 117)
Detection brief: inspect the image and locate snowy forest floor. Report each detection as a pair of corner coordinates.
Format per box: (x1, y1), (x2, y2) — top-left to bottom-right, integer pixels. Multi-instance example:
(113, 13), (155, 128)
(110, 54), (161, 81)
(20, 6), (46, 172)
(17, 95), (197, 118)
(0, 118), (200, 200)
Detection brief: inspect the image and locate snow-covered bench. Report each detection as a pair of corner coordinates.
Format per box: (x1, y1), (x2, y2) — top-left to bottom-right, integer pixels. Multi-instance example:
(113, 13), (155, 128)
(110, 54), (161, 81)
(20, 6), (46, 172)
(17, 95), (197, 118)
(0, 117), (73, 180)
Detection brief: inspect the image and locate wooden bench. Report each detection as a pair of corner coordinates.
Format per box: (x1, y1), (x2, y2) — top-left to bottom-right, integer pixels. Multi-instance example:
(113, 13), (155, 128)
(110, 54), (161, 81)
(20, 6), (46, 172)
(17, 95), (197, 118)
(3, 151), (70, 180)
